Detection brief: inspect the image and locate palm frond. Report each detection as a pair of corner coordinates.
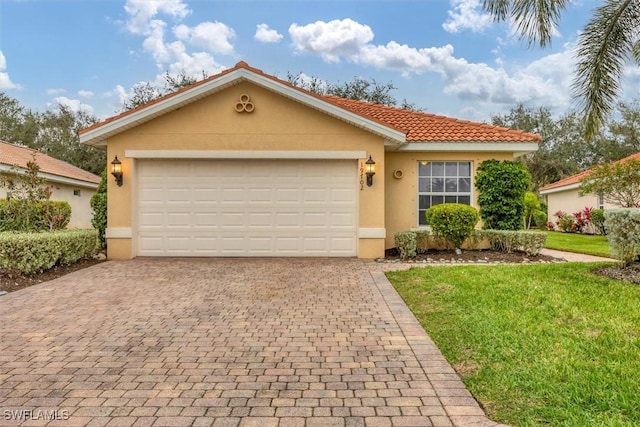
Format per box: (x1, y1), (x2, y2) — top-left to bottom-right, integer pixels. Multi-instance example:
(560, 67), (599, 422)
(482, 0), (569, 47)
(573, 0), (640, 140)
(633, 39), (640, 64)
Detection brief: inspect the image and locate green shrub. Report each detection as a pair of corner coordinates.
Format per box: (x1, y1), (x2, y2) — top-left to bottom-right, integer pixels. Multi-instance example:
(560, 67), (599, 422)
(0, 200), (71, 232)
(90, 170), (108, 248)
(558, 214), (575, 232)
(0, 229), (98, 274)
(415, 229), (431, 254)
(604, 209), (640, 266)
(425, 203), (479, 250)
(394, 231), (417, 259)
(532, 210), (548, 228)
(476, 159), (531, 230)
(479, 230), (547, 256)
(591, 208), (606, 235)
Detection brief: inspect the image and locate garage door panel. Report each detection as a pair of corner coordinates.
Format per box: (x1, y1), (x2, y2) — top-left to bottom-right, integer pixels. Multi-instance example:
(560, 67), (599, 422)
(137, 159), (357, 256)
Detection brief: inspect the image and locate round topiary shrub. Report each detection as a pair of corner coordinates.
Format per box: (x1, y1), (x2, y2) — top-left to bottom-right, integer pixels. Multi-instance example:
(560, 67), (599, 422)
(425, 203), (479, 250)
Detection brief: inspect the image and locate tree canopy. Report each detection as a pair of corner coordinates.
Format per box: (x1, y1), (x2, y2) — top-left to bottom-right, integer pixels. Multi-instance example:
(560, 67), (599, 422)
(580, 158), (640, 207)
(0, 93), (105, 175)
(286, 72), (424, 111)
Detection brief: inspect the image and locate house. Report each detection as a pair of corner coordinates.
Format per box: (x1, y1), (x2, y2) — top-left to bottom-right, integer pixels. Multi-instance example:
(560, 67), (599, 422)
(79, 61), (540, 259)
(0, 140), (101, 228)
(539, 152), (640, 216)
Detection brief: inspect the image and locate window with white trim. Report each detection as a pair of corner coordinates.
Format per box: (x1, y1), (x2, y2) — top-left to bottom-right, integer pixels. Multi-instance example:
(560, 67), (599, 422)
(418, 161), (472, 226)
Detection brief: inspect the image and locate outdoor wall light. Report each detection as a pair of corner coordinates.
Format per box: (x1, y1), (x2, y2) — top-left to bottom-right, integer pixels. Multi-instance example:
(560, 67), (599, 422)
(111, 155), (123, 187)
(365, 155), (376, 187)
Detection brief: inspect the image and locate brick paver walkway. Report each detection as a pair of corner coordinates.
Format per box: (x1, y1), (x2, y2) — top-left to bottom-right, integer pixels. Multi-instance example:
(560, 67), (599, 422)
(0, 259), (504, 427)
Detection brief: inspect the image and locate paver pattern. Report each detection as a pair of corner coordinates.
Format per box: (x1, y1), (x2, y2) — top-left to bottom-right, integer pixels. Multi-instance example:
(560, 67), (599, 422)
(0, 259), (504, 427)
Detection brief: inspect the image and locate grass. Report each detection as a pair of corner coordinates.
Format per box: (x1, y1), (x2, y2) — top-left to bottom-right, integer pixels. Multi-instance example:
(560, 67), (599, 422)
(387, 263), (640, 426)
(544, 231), (611, 258)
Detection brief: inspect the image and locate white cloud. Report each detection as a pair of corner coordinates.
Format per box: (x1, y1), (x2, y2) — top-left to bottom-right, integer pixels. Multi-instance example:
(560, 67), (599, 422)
(51, 96), (94, 114)
(443, 0), (492, 34)
(46, 88), (66, 95)
(122, 1), (231, 88)
(78, 89), (94, 99)
(289, 18), (575, 109)
(124, 0), (190, 35)
(0, 50), (22, 90)
(173, 21), (235, 54)
(289, 19), (374, 63)
(255, 24), (283, 43)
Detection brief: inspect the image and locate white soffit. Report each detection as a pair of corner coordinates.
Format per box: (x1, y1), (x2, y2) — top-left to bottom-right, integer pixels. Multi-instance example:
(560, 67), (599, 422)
(80, 68), (406, 147)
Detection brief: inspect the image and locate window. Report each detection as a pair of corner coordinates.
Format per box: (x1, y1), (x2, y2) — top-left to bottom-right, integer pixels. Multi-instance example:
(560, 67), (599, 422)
(73, 189), (81, 197)
(418, 161), (472, 226)
(598, 194), (604, 209)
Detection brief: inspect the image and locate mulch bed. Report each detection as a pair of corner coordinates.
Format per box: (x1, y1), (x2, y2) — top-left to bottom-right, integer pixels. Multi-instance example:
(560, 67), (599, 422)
(593, 263), (640, 285)
(0, 257), (105, 294)
(380, 248), (562, 264)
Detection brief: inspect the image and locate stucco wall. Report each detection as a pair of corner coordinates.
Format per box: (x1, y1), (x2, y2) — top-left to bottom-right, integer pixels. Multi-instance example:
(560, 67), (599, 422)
(0, 178), (96, 229)
(105, 81), (386, 259)
(384, 151), (513, 249)
(544, 188), (617, 219)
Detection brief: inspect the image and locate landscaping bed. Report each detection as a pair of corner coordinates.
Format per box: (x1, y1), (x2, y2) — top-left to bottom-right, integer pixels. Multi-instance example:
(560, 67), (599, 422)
(0, 257), (105, 294)
(381, 248), (561, 264)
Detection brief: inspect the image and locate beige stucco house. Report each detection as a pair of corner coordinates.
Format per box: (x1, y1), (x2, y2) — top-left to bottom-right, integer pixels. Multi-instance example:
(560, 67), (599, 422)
(539, 152), (640, 216)
(79, 62), (540, 260)
(0, 140), (101, 228)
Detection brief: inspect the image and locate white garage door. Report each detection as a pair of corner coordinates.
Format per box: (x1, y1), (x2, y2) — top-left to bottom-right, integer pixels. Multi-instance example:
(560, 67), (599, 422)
(137, 159), (358, 256)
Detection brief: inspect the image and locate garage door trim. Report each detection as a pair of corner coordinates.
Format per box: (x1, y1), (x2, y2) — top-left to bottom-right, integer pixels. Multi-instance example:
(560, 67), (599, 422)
(126, 150), (367, 160)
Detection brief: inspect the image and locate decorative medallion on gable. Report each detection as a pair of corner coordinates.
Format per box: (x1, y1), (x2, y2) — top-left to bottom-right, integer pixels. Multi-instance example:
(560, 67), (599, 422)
(234, 94), (255, 113)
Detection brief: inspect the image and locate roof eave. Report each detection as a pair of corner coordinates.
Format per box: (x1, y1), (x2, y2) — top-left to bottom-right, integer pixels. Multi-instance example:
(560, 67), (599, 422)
(80, 68), (406, 147)
(388, 141), (539, 157)
(539, 182), (582, 195)
(0, 164), (99, 189)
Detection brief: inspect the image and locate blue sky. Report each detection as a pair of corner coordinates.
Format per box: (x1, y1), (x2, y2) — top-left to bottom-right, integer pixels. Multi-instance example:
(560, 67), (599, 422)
(1, 0), (638, 122)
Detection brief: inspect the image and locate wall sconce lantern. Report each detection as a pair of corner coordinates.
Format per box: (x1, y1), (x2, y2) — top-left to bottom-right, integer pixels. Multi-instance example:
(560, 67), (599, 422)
(365, 155), (376, 187)
(111, 155), (123, 187)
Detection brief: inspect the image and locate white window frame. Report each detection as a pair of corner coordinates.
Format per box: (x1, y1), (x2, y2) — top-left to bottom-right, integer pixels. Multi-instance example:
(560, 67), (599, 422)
(416, 160), (473, 227)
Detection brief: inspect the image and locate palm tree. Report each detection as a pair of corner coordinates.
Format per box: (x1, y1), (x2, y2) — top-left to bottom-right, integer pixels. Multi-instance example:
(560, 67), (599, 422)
(482, 0), (640, 139)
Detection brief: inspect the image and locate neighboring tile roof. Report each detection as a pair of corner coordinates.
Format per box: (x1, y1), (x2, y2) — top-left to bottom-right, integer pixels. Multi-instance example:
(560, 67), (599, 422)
(0, 140), (100, 185)
(540, 152), (640, 192)
(80, 61), (541, 144)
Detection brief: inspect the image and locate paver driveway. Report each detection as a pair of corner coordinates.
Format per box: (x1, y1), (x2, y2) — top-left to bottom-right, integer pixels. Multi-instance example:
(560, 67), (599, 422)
(0, 259), (503, 427)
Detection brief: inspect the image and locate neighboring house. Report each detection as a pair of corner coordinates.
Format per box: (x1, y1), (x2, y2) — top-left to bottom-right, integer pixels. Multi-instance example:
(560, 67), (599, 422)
(79, 61), (540, 260)
(540, 152), (640, 216)
(0, 140), (101, 228)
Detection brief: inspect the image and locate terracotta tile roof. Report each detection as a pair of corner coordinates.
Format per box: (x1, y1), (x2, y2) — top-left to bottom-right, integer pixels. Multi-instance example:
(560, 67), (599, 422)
(0, 140), (100, 185)
(323, 95), (541, 142)
(80, 61), (541, 144)
(540, 152), (640, 192)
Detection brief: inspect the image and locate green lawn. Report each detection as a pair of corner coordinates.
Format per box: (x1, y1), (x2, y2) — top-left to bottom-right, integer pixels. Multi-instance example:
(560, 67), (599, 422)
(544, 231), (611, 257)
(387, 263), (640, 426)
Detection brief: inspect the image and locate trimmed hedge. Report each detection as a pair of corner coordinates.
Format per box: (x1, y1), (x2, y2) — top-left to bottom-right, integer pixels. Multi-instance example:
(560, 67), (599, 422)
(479, 230), (547, 256)
(0, 199), (71, 232)
(394, 231), (417, 260)
(604, 208), (640, 265)
(0, 229), (99, 274)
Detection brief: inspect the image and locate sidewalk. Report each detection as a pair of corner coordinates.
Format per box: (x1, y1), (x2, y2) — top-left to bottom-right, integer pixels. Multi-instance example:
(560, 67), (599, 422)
(539, 248), (616, 262)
